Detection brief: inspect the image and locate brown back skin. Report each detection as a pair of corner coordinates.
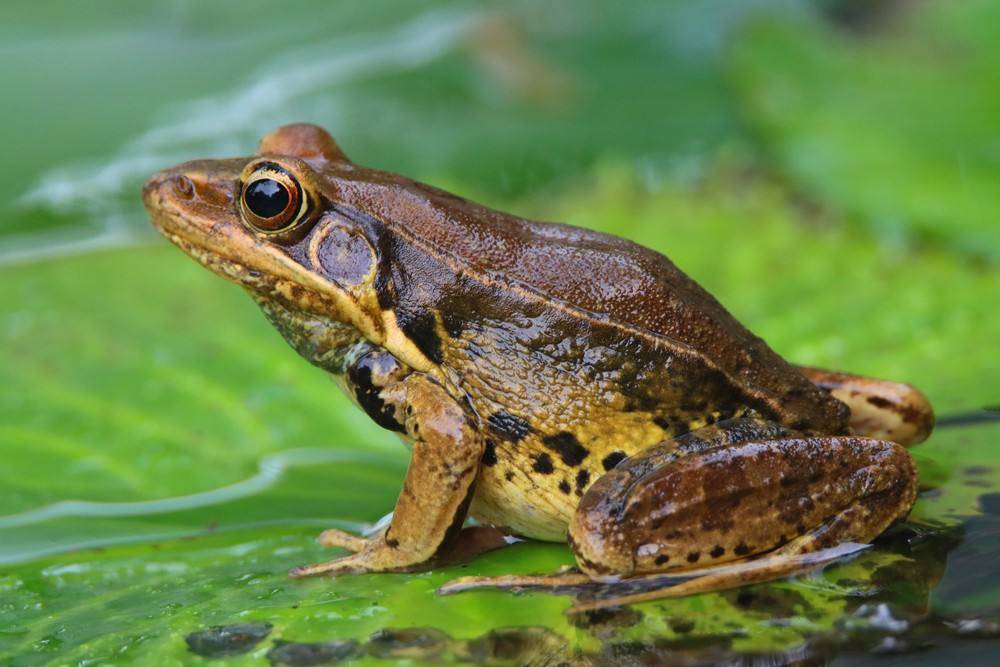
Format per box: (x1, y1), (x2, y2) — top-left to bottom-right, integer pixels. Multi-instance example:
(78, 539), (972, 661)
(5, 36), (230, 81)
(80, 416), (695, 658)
(326, 163), (849, 436)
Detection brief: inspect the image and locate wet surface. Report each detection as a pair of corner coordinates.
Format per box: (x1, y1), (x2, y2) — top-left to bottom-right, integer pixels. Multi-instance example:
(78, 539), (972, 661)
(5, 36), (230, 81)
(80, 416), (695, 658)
(184, 610), (1000, 665)
(0, 418), (996, 665)
(163, 514), (999, 663)
(266, 639), (360, 666)
(936, 408), (1000, 429)
(164, 513), (1000, 664)
(185, 622), (273, 658)
(365, 628), (451, 661)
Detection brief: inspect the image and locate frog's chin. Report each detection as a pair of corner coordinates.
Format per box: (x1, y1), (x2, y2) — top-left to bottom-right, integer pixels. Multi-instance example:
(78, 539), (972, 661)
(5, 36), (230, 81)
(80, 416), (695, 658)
(159, 229), (279, 294)
(164, 225), (379, 329)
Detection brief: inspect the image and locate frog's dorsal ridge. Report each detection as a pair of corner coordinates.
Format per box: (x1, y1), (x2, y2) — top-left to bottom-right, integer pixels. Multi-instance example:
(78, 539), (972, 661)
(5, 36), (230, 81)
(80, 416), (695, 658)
(328, 164), (848, 434)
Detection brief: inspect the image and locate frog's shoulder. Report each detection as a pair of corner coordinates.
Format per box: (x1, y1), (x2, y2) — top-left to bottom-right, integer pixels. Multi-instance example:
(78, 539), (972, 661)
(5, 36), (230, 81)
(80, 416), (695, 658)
(336, 169), (848, 432)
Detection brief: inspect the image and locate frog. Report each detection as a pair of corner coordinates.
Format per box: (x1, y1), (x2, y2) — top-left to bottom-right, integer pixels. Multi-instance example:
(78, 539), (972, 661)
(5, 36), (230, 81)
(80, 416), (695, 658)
(143, 124), (934, 599)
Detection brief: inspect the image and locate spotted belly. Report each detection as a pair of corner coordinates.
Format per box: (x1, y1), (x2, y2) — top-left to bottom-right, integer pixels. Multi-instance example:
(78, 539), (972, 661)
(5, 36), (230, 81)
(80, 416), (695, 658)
(469, 412), (671, 541)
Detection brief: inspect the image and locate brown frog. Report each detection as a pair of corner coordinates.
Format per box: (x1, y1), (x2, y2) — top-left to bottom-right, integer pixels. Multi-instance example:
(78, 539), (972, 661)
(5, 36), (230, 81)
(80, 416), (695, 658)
(143, 124), (934, 600)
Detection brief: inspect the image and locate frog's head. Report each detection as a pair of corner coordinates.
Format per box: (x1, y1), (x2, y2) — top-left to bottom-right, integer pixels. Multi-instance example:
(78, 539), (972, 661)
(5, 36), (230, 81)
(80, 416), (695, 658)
(143, 124), (387, 351)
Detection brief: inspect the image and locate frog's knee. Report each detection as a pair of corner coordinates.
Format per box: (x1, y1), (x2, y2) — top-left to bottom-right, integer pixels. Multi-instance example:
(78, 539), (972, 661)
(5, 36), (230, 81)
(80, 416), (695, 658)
(567, 455), (689, 578)
(568, 505), (636, 578)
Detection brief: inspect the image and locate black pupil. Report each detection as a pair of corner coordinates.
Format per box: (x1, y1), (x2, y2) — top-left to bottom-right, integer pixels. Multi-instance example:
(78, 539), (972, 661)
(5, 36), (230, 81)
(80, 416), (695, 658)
(245, 178), (290, 219)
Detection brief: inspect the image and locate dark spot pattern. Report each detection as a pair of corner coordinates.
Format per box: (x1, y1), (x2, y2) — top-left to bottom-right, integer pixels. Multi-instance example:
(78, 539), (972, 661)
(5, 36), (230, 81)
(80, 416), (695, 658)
(867, 395), (893, 409)
(396, 309), (443, 364)
(686, 551), (700, 563)
(655, 555), (669, 566)
(734, 543), (750, 556)
(572, 607), (643, 630)
(710, 545), (725, 558)
(653, 416), (673, 431)
(532, 453), (554, 474)
(602, 451), (627, 471)
(482, 440), (497, 466)
(441, 310), (465, 338)
(185, 623), (272, 658)
(347, 357), (405, 433)
(559, 480), (571, 494)
(668, 617), (694, 633)
(543, 432), (589, 466)
(575, 469), (591, 495)
(266, 640), (359, 666)
(487, 410), (533, 442)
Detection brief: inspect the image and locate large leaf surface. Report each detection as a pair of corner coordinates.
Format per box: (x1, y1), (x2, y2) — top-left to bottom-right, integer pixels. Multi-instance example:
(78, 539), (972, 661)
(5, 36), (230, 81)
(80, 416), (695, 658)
(2, 170), (998, 665)
(2, 0), (999, 664)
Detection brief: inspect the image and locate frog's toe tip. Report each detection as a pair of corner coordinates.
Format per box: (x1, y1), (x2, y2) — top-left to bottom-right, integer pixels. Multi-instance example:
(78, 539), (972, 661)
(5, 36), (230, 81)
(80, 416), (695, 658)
(288, 562), (341, 579)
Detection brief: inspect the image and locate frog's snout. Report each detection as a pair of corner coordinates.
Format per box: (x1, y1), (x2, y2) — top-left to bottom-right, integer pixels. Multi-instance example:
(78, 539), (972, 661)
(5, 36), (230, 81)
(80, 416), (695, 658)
(142, 171), (195, 209)
(143, 158), (247, 217)
(142, 163), (241, 248)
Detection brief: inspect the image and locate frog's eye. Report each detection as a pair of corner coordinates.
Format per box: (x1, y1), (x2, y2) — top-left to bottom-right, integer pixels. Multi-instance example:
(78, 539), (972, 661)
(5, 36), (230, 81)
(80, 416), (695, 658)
(239, 165), (310, 233)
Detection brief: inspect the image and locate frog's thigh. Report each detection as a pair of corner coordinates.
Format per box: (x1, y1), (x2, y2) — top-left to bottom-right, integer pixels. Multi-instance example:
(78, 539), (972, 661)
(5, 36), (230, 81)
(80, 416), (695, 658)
(290, 373), (483, 577)
(798, 366), (934, 445)
(569, 433), (918, 578)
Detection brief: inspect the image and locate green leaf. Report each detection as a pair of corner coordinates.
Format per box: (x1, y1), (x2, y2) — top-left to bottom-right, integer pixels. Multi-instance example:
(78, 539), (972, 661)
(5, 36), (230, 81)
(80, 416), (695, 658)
(3, 0), (759, 259)
(2, 168), (997, 664)
(730, 0), (1000, 262)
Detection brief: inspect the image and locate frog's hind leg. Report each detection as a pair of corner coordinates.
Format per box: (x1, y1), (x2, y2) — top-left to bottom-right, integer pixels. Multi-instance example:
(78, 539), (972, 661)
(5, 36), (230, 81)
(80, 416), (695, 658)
(568, 452), (929, 613)
(570, 429), (917, 579)
(564, 432), (917, 612)
(799, 366), (934, 445)
(566, 542), (870, 614)
(440, 419), (918, 606)
(437, 419), (792, 596)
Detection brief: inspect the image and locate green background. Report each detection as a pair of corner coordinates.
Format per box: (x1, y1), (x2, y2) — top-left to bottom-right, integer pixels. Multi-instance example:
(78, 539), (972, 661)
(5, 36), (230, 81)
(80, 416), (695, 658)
(1, 1), (998, 664)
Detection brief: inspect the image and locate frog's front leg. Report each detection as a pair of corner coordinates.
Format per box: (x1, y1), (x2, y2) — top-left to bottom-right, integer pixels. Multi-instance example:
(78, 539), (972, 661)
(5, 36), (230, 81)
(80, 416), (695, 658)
(289, 371), (483, 578)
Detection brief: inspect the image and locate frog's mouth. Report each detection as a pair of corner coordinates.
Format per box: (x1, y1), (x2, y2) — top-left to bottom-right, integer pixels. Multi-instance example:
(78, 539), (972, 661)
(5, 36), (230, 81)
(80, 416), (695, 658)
(142, 164), (382, 341)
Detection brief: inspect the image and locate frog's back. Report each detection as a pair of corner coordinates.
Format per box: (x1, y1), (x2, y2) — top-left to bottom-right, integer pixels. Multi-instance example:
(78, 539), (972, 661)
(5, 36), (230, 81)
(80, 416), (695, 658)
(337, 168), (849, 435)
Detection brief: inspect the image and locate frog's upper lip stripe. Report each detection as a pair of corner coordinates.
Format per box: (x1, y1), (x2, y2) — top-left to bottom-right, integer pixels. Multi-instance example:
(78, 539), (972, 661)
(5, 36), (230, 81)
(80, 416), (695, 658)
(145, 178), (385, 344)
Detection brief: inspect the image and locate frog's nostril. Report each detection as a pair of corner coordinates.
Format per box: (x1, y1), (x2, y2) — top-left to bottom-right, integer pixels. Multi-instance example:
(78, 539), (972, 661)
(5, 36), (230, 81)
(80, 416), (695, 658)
(142, 173), (195, 203)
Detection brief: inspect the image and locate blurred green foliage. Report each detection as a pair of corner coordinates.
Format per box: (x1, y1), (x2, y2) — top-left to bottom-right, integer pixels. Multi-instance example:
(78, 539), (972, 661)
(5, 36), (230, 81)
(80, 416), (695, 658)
(731, 0), (1000, 262)
(0, 0), (997, 664)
